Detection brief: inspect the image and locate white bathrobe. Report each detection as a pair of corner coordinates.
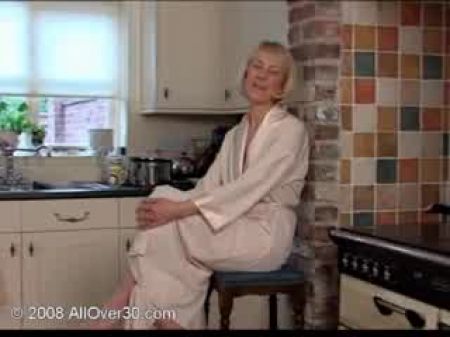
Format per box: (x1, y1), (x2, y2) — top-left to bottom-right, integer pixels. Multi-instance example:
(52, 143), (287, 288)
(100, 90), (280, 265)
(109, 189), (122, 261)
(125, 104), (309, 329)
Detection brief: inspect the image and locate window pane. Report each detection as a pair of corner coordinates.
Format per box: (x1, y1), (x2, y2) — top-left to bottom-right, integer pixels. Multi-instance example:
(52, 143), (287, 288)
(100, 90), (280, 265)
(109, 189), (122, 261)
(39, 98), (112, 147)
(35, 6), (119, 96)
(0, 2), (30, 93)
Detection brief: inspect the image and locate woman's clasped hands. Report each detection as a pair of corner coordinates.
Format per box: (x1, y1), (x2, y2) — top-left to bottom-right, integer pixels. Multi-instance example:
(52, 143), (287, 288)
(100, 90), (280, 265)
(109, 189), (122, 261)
(136, 198), (198, 230)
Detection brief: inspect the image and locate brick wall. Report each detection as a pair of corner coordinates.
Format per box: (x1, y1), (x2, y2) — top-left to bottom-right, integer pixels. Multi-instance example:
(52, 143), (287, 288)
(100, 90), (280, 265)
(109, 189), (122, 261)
(288, 0), (341, 329)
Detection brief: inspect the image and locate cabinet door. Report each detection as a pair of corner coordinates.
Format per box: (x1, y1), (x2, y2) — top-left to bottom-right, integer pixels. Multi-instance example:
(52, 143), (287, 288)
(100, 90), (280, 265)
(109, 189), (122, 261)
(222, 1), (288, 112)
(0, 202), (21, 233)
(142, 1), (224, 113)
(22, 230), (119, 329)
(0, 234), (21, 329)
(118, 229), (138, 282)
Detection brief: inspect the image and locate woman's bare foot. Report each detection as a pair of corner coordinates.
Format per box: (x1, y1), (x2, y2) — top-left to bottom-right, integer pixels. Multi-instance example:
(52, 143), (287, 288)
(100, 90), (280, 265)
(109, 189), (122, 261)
(153, 319), (184, 330)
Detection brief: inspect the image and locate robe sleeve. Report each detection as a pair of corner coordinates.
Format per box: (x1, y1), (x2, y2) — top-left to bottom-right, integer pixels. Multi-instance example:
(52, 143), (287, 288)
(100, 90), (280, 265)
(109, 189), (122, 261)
(192, 122), (309, 232)
(184, 132), (229, 199)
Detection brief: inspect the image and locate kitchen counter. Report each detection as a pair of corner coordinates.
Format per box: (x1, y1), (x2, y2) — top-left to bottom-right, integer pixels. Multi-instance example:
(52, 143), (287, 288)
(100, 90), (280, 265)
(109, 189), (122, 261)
(0, 185), (152, 200)
(0, 179), (195, 200)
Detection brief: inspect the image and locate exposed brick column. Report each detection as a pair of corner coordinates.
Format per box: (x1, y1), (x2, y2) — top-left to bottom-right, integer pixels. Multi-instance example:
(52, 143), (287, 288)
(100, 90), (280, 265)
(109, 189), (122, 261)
(287, 0), (341, 329)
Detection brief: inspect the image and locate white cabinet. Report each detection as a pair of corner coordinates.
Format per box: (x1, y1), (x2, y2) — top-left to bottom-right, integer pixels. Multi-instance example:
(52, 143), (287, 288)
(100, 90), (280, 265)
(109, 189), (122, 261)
(221, 1), (288, 112)
(140, 1), (226, 114)
(0, 234), (21, 329)
(22, 230), (119, 329)
(118, 229), (137, 281)
(139, 1), (288, 115)
(0, 198), (121, 329)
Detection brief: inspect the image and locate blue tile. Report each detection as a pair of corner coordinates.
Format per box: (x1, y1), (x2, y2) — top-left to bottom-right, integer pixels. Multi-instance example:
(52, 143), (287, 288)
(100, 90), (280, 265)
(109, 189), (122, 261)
(355, 52), (375, 77)
(353, 212), (373, 227)
(400, 106), (420, 130)
(423, 55), (442, 79)
(377, 159), (397, 183)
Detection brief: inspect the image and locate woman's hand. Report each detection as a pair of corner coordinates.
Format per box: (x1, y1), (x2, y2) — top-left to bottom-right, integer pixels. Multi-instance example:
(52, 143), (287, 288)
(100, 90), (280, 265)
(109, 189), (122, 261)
(136, 198), (198, 230)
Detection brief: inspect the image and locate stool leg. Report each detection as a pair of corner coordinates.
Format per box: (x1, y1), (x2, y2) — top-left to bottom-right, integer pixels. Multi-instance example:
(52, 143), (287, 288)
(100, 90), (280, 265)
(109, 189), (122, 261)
(269, 294), (277, 330)
(204, 279), (214, 327)
(218, 290), (233, 330)
(291, 288), (306, 329)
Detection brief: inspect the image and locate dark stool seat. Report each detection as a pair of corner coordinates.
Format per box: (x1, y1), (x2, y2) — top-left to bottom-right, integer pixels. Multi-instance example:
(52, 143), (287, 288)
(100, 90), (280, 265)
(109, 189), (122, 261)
(204, 265), (306, 330)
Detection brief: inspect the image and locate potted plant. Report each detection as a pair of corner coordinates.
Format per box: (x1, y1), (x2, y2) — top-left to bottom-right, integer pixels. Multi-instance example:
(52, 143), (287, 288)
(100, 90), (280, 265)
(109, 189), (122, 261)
(30, 124), (46, 146)
(0, 100), (33, 148)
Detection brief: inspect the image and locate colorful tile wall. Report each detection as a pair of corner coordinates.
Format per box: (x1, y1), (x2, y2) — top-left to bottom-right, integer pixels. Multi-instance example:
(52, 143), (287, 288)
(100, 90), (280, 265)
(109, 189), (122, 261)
(340, 0), (449, 227)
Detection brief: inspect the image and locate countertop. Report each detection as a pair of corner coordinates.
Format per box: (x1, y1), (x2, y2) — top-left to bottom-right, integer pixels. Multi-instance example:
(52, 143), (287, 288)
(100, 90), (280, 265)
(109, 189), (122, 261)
(0, 179), (195, 200)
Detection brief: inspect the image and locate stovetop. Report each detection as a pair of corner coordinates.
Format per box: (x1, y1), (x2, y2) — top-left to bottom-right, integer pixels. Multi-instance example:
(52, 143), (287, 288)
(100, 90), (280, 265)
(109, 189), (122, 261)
(338, 222), (450, 257)
(329, 223), (450, 310)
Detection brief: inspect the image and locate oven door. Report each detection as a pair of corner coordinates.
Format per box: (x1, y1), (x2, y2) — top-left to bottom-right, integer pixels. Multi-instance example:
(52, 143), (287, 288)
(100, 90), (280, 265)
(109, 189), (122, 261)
(340, 275), (439, 329)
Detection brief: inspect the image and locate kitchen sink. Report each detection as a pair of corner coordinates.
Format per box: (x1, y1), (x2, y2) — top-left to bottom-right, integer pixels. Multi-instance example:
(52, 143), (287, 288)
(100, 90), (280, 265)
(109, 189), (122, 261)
(0, 181), (114, 191)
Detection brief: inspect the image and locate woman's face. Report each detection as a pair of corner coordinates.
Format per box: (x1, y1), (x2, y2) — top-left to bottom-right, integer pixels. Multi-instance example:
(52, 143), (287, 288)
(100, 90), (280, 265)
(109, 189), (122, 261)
(244, 49), (287, 105)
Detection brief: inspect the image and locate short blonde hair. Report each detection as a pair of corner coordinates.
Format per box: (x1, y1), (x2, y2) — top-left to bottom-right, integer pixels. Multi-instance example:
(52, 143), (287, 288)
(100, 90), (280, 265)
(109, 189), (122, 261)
(240, 41), (297, 104)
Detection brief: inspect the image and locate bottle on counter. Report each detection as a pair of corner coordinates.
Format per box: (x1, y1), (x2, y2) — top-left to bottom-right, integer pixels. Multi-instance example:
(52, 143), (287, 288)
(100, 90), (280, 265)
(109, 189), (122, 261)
(107, 147), (127, 185)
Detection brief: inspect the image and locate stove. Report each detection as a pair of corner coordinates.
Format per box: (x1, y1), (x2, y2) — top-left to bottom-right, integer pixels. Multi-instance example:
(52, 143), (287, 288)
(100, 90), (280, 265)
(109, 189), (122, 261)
(329, 223), (450, 312)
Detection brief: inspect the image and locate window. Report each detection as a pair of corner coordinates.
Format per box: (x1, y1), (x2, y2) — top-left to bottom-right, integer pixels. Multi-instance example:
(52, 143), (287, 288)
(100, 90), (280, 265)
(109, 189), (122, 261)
(0, 1), (128, 149)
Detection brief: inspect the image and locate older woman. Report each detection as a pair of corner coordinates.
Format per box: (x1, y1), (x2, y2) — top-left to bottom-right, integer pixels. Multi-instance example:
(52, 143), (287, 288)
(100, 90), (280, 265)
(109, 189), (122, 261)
(93, 41), (309, 330)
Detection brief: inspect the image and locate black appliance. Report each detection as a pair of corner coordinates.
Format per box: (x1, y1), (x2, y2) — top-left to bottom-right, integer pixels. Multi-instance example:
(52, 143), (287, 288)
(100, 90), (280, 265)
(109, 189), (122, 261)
(329, 222), (450, 311)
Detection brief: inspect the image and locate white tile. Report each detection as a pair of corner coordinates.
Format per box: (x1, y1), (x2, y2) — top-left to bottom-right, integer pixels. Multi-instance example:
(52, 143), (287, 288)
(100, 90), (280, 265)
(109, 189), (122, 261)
(377, 79), (399, 106)
(377, 1), (399, 26)
(399, 27), (422, 54)
(352, 1), (377, 25)
(421, 81), (444, 107)
(421, 133), (442, 158)
(341, 1), (355, 24)
(399, 132), (422, 157)
(353, 104), (376, 132)
(352, 158), (376, 185)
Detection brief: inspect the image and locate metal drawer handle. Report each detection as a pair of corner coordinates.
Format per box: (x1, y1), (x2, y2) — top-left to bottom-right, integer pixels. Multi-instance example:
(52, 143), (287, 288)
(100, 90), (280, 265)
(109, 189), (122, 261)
(373, 296), (425, 329)
(125, 238), (131, 252)
(10, 243), (16, 257)
(53, 211), (90, 223)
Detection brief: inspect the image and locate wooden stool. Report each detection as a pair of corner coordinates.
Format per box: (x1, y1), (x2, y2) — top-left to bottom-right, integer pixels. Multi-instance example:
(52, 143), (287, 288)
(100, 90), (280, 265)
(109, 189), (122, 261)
(204, 265), (306, 330)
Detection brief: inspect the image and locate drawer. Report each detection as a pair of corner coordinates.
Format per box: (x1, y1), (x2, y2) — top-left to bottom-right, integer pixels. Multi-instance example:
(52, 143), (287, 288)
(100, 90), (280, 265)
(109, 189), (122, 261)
(340, 275), (439, 329)
(0, 201), (20, 232)
(119, 197), (145, 228)
(21, 199), (119, 231)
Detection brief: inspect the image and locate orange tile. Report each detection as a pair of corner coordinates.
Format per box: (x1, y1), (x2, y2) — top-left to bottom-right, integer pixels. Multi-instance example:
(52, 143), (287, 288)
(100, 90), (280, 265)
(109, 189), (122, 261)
(342, 25), (353, 50)
(421, 184), (440, 208)
(420, 159), (441, 182)
(354, 79), (375, 103)
(341, 105), (352, 131)
(353, 133), (374, 157)
(376, 185), (397, 210)
(340, 78), (353, 104)
(445, 108), (450, 130)
(376, 211), (396, 225)
(422, 108), (442, 131)
(340, 159), (351, 183)
(377, 133), (397, 157)
(447, 31), (450, 53)
(341, 51), (353, 76)
(353, 185), (374, 210)
(399, 158), (418, 182)
(377, 106), (397, 131)
(377, 27), (398, 51)
(378, 53), (398, 78)
(398, 211), (418, 224)
(424, 3), (443, 27)
(401, 2), (421, 26)
(401, 54), (420, 78)
(354, 25), (375, 50)
(423, 29), (443, 54)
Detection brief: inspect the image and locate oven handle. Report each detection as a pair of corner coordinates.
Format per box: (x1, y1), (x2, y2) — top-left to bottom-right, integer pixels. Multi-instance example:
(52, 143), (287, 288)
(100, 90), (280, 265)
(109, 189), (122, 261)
(373, 296), (426, 329)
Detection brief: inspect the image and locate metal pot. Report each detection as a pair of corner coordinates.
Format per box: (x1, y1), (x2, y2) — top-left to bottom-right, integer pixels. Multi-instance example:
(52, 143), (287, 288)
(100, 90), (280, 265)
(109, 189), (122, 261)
(127, 157), (172, 187)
